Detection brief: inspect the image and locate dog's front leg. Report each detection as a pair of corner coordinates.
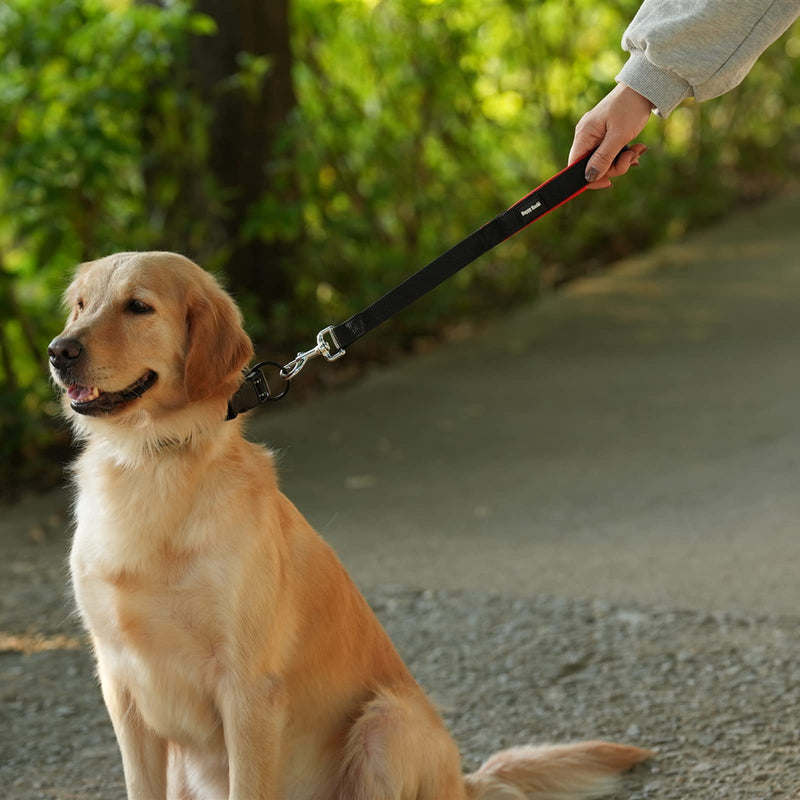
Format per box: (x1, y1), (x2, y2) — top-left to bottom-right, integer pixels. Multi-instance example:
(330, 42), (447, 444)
(102, 678), (168, 798)
(217, 676), (286, 799)
(96, 648), (167, 799)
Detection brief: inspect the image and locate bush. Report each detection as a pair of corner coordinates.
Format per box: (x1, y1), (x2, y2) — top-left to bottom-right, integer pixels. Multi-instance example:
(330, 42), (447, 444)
(0, 0), (211, 493)
(1, 0), (799, 495)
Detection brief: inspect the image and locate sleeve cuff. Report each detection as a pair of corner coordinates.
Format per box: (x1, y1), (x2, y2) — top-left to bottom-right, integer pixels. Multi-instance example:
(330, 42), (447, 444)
(616, 50), (693, 119)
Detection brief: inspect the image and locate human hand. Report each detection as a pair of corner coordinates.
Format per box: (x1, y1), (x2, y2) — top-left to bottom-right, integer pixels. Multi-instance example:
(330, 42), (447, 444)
(568, 83), (654, 189)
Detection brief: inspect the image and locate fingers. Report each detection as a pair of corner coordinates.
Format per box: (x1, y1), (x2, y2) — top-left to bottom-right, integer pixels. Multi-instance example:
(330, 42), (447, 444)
(586, 176), (614, 190)
(568, 126), (603, 168)
(585, 143), (648, 190)
(585, 135), (633, 183)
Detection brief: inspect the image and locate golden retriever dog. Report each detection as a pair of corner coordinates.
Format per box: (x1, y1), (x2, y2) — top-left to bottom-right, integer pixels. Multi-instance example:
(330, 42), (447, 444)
(49, 251), (651, 799)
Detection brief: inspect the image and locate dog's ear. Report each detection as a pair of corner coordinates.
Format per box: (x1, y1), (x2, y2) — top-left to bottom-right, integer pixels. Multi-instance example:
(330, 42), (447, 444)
(184, 281), (254, 403)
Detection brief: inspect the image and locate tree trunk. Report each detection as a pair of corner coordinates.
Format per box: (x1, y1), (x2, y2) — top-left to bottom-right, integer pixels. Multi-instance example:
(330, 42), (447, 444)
(190, 0), (296, 320)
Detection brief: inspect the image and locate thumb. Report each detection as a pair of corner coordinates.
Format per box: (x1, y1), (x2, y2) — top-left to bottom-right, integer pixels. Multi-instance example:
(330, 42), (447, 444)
(584, 134), (627, 183)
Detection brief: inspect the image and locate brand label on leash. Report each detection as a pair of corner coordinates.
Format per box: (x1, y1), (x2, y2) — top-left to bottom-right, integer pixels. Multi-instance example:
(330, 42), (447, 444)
(519, 197), (543, 217)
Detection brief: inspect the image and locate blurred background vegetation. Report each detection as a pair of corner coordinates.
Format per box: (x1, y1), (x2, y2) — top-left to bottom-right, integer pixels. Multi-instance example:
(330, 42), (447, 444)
(1, 0), (799, 497)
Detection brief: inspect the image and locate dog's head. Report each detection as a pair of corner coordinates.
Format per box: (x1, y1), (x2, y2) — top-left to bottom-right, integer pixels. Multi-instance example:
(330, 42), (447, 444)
(49, 252), (253, 445)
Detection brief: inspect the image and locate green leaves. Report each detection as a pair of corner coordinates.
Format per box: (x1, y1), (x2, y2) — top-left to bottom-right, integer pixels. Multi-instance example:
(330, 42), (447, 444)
(220, 52), (274, 99)
(1, 0), (799, 495)
(0, 0), (204, 493)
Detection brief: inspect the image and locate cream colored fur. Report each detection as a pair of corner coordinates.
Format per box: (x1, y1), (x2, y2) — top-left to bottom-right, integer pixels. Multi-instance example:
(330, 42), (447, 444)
(52, 252), (651, 799)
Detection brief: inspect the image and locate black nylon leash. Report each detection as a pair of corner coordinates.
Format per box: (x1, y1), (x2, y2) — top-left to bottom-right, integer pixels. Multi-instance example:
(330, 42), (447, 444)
(227, 149), (610, 421)
(332, 149), (596, 351)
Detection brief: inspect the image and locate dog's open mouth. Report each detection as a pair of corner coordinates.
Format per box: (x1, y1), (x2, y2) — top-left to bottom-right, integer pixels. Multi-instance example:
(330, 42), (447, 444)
(68, 370), (158, 416)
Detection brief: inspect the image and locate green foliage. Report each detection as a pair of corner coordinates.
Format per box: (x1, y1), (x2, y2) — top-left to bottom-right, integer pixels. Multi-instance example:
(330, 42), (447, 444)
(1, 0), (799, 494)
(0, 0), (212, 490)
(276, 0), (800, 345)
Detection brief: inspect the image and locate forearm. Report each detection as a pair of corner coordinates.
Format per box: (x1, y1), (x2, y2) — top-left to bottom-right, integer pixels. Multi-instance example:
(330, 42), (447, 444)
(617, 0), (800, 117)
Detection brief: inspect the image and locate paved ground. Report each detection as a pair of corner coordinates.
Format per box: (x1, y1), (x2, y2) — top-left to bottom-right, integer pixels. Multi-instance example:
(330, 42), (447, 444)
(254, 189), (800, 617)
(2, 191), (800, 798)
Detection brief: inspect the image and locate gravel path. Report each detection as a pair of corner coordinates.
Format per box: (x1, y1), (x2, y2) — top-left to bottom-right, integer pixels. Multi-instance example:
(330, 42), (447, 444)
(1, 523), (798, 799)
(4, 194), (800, 798)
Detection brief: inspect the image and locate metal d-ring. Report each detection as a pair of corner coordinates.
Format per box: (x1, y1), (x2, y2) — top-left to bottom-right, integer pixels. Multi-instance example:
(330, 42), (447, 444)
(246, 361), (290, 401)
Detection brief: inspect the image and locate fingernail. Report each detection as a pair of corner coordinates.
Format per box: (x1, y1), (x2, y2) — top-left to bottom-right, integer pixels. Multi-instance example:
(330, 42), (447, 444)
(585, 166), (600, 182)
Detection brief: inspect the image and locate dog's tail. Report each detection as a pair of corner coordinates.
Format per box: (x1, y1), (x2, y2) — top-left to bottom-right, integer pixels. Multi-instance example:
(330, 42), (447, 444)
(463, 740), (653, 800)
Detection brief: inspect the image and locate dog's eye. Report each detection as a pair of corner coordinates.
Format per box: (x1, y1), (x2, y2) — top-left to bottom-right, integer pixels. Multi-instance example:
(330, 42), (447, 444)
(126, 299), (154, 315)
(77, 299), (84, 311)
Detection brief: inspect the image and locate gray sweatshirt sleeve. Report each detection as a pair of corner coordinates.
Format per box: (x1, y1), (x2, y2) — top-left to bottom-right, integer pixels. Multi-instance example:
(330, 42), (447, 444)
(616, 0), (800, 118)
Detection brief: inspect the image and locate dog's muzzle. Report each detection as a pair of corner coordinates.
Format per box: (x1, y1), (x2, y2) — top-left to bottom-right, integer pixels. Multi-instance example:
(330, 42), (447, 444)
(48, 336), (158, 416)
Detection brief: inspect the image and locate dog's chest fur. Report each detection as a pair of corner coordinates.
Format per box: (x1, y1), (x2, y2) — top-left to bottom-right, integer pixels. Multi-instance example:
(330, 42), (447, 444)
(70, 448), (234, 745)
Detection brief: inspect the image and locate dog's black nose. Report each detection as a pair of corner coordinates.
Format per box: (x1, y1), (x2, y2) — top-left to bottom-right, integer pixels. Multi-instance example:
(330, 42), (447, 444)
(48, 337), (83, 371)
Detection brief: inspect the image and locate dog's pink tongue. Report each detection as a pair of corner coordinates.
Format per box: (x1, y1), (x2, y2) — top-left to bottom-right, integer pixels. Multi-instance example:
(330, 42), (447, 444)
(68, 385), (94, 402)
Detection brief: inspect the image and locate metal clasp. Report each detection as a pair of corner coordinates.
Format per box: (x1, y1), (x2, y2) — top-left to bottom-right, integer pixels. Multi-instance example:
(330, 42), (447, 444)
(280, 325), (345, 381)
